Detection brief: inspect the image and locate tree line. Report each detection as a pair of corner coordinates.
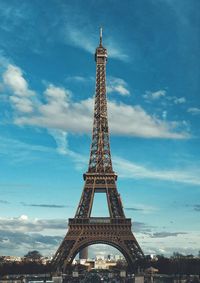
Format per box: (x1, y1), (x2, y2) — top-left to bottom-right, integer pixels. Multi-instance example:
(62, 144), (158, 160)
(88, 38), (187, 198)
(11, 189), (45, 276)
(0, 251), (200, 276)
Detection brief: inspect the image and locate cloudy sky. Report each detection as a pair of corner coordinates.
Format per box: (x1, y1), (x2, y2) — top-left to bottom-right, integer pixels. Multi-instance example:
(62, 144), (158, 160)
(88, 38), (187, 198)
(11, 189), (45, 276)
(0, 0), (200, 258)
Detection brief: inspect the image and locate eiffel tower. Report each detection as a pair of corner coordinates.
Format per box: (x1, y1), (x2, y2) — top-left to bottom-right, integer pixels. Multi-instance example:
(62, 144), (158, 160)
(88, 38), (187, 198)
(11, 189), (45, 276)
(52, 28), (144, 273)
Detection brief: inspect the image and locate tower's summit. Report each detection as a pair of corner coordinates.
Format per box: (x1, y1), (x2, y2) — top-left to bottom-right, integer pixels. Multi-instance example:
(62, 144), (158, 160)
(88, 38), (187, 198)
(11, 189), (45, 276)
(95, 27), (107, 63)
(100, 27), (103, 46)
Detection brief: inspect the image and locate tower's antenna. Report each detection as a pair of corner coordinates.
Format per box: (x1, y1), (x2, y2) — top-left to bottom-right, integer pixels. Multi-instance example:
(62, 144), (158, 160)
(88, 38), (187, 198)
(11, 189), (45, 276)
(100, 27), (103, 46)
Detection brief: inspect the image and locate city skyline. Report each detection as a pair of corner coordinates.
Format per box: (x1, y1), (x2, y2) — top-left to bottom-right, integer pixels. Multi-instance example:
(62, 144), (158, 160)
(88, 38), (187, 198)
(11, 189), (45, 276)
(0, 0), (200, 258)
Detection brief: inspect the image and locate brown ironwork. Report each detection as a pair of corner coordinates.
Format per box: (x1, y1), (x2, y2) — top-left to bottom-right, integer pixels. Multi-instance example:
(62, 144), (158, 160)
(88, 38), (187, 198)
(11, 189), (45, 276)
(52, 28), (144, 273)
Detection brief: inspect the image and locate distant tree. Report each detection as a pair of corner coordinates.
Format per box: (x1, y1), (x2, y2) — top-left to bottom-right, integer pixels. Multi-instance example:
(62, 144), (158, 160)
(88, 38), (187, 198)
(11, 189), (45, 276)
(115, 259), (128, 270)
(72, 263), (87, 273)
(185, 254), (194, 259)
(24, 250), (42, 261)
(156, 254), (166, 259)
(172, 252), (184, 258)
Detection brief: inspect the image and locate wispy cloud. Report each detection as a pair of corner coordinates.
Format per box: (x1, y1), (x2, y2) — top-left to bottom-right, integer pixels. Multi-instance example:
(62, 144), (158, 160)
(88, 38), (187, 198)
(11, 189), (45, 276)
(114, 156), (200, 185)
(187, 107), (200, 115)
(143, 90), (166, 100)
(107, 76), (130, 96)
(0, 133), (85, 170)
(173, 97), (186, 104)
(193, 204), (200, 212)
(0, 3), (29, 33)
(21, 202), (70, 209)
(47, 129), (87, 169)
(63, 24), (129, 62)
(0, 135), (53, 164)
(125, 204), (157, 214)
(143, 90), (186, 105)
(150, 232), (187, 238)
(125, 207), (143, 211)
(0, 199), (9, 204)
(66, 75), (94, 83)
(1, 133), (199, 186)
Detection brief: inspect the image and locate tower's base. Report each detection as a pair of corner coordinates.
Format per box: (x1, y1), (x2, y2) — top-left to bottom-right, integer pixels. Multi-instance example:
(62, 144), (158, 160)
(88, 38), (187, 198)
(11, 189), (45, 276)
(52, 217), (144, 273)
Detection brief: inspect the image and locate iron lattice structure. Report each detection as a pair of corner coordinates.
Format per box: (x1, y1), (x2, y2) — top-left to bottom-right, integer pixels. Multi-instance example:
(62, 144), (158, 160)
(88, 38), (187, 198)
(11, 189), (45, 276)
(52, 29), (144, 273)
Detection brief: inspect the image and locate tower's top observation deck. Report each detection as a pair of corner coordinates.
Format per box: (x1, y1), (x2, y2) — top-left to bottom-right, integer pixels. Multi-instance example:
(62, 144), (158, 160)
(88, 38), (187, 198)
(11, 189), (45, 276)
(95, 27), (107, 63)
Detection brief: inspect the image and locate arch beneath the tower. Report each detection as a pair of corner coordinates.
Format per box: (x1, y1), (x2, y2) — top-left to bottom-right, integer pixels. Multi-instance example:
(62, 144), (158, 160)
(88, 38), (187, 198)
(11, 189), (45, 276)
(63, 238), (140, 272)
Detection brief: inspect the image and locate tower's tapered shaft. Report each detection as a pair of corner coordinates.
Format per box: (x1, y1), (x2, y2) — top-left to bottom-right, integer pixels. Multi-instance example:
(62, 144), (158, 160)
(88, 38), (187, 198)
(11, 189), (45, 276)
(88, 28), (113, 174)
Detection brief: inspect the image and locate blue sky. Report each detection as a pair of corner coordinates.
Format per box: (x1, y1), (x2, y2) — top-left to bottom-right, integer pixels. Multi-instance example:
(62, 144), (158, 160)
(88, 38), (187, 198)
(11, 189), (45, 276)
(0, 0), (200, 258)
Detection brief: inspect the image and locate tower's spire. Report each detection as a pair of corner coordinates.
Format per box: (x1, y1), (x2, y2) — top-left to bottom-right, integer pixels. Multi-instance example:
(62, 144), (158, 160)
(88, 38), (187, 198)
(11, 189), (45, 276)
(100, 27), (103, 46)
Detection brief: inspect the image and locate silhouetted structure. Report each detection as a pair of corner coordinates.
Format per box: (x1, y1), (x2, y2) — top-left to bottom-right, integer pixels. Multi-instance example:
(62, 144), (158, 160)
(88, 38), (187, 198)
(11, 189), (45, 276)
(52, 28), (144, 273)
(79, 247), (88, 260)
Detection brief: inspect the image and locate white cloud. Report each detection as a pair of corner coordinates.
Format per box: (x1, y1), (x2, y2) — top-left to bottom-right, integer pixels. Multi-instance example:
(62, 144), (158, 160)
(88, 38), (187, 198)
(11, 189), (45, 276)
(10, 95), (33, 113)
(15, 97), (188, 139)
(166, 95), (186, 105)
(174, 97), (186, 104)
(3, 64), (35, 113)
(166, 96), (186, 104)
(114, 156), (200, 185)
(187, 107), (200, 115)
(39, 84), (72, 119)
(3, 64), (34, 97)
(1, 64), (189, 139)
(45, 84), (71, 101)
(12, 85), (188, 139)
(19, 215), (28, 221)
(143, 90), (166, 100)
(48, 129), (87, 169)
(162, 110), (167, 120)
(109, 102), (188, 138)
(107, 76), (130, 96)
(143, 90), (186, 106)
